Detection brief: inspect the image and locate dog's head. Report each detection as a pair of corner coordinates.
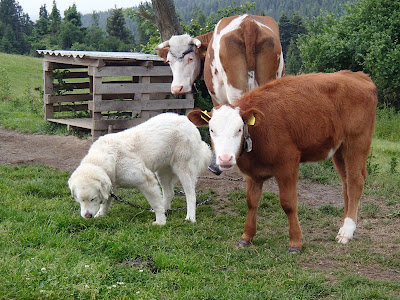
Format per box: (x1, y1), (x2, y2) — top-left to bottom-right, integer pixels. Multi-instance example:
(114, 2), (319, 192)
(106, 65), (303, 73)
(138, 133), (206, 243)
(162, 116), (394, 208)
(68, 164), (112, 219)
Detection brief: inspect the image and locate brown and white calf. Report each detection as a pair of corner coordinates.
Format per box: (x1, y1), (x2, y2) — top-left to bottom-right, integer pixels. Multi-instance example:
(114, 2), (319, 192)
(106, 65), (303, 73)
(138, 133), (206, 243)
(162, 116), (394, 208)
(188, 71), (377, 252)
(156, 14), (284, 106)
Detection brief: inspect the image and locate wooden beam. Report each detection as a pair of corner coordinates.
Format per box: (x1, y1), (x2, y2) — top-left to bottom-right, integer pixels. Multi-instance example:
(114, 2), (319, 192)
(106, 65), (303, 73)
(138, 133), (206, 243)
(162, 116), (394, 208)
(43, 55), (105, 67)
(95, 83), (171, 94)
(45, 93), (93, 104)
(92, 66), (172, 77)
(89, 98), (194, 112)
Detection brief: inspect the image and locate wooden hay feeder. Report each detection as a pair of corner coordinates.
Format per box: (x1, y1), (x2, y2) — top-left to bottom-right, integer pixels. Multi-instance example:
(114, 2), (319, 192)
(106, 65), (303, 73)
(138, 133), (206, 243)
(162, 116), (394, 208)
(38, 50), (193, 139)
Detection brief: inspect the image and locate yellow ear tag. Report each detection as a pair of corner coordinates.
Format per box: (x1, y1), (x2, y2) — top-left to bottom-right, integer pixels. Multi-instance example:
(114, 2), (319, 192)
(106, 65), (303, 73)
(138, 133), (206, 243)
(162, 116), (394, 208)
(247, 114), (256, 126)
(200, 110), (211, 123)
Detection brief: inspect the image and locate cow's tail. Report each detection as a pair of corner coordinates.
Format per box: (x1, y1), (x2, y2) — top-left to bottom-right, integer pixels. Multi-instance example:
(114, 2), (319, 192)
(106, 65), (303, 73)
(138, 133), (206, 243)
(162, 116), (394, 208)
(242, 16), (257, 90)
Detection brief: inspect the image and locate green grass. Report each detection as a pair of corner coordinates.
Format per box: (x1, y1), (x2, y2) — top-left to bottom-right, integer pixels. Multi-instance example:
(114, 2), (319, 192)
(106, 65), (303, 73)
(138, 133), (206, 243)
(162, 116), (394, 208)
(1, 165), (399, 299)
(0, 52), (43, 99)
(0, 52), (74, 135)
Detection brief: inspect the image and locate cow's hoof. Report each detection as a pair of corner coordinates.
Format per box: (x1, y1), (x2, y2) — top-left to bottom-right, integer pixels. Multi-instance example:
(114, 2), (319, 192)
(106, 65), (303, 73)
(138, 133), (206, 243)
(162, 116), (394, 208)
(288, 247), (301, 254)
(236, 239), (251, 247)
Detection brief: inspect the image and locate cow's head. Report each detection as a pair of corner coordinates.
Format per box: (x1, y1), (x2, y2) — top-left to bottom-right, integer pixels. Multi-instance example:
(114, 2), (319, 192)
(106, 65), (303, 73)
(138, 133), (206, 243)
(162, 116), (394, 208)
(156, 34), (207, 95)
(188, 106), (263, 170)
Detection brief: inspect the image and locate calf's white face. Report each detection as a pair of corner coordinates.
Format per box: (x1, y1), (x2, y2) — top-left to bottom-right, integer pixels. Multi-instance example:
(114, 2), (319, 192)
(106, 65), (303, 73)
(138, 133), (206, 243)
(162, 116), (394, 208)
(209, 106), (244, 170)
(156, 34), (202, 94)
(168, 49), (201, 94)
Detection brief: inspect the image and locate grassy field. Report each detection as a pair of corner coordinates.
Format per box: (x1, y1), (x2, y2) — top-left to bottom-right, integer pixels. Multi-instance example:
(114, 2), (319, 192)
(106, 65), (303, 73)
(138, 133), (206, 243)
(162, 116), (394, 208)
(0, 165), (399, 299)
(0, 52), (399, 298)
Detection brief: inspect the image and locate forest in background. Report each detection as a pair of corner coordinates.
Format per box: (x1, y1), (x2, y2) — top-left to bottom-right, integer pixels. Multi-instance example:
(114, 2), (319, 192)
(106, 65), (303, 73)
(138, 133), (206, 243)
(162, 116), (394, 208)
(0, 0), (353, 56)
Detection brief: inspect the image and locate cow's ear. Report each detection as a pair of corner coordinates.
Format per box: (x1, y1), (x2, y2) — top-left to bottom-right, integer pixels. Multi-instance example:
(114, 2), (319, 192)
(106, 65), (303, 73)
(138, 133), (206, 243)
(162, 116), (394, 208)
(198, 44), (208, 60)
(241, 108), (264, 126)
(187, 109), (211, 127)
(157, 48), (169, 61)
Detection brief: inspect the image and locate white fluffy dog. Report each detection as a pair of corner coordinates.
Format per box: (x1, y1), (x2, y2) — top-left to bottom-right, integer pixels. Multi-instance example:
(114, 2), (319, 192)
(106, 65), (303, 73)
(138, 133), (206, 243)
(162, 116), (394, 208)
(68, 113), (211, 225)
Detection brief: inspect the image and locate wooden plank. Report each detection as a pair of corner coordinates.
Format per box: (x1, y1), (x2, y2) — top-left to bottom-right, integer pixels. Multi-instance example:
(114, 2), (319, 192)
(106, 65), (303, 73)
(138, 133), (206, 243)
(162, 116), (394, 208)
(63, 82), (90, 90)
(47, 118), (93, 129)
(93, 66), (172, 77)
(95, 82), (171, 94)
(47, 117), (150, 132)
(89, 98), (194, 112)
(94, 118), (147, 130)
(53, 103), (88, 112)
(64, 71), (89, 79)
(45, 93), (92, 104)
(43, 55), (105, 67)
(45, 63), (87, 70)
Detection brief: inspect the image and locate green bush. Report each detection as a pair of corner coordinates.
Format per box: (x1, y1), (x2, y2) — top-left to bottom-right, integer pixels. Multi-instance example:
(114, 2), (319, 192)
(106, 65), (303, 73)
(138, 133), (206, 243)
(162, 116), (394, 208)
(299, 0), (400, 108)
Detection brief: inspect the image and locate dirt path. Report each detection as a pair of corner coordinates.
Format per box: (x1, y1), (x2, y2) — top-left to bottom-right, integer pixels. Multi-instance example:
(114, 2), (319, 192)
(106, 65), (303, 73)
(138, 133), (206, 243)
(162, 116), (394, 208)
(0, 126), (345, 208)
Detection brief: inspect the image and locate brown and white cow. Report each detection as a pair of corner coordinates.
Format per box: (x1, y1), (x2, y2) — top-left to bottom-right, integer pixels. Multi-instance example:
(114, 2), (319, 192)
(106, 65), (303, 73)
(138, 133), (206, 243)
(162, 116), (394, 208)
(188, 71), (377, 252)
(156, 14), (284, 106)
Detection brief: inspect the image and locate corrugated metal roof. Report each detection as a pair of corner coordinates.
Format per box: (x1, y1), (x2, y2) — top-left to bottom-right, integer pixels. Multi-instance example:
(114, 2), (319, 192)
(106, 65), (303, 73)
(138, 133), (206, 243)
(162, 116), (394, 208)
(36, 50), (164, 61)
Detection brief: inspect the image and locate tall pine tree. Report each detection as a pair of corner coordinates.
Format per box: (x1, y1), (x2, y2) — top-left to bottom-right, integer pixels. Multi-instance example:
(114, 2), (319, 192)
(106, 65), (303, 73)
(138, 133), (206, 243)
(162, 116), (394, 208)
(106, 7), (133, 44)
(0, 0), (30, 54)
(59, 4), (84, 49)
(35, 5), (49, 36)
(49, 0), (61, 35)
(86, 11), (105, 50)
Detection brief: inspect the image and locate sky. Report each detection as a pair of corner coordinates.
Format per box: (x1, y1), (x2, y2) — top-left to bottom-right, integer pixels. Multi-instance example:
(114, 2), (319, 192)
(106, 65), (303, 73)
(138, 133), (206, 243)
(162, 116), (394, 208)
(17, 0), (148, 21)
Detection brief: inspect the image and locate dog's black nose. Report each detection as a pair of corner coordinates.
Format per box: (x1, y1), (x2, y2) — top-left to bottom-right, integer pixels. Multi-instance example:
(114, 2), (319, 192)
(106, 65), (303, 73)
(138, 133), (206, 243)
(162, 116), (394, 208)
(85, 213), (93, 219)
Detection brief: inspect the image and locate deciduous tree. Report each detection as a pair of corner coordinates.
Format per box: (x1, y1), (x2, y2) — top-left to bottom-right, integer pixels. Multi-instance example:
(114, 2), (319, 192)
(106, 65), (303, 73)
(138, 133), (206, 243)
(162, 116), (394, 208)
(299, 0), (400, 108)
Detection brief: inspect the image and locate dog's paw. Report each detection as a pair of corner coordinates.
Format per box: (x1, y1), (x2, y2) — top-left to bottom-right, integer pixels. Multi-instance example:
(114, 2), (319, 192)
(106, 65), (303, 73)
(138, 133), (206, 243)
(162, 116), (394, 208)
(152, 220), (166, 225)
(185, 215), (196, 223)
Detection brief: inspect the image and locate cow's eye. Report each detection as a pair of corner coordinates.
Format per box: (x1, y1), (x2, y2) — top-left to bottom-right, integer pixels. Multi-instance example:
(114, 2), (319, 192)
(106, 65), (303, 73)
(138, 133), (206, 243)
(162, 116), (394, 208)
(188, 57), (193, 63)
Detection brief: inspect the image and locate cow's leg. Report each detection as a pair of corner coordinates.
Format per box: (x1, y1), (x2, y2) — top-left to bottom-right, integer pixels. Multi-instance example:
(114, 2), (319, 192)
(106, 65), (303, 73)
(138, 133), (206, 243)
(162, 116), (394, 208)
(274, 164), (302, 252)
(336, 142), (369, 244)
(238, 177), (263, 246)
(332, 147), (349, 216)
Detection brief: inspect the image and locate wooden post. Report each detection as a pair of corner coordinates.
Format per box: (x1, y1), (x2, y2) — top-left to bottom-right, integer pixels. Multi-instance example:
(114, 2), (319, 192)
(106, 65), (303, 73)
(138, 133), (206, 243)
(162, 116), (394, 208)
(91, 70), (104, 139)
(43, 60), (54, 120)
(137, 61), (159, 120)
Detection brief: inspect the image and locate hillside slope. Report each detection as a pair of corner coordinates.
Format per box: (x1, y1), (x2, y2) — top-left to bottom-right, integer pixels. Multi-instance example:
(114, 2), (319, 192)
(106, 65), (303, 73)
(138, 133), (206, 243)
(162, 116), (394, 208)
(0, 52), (43, 98)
